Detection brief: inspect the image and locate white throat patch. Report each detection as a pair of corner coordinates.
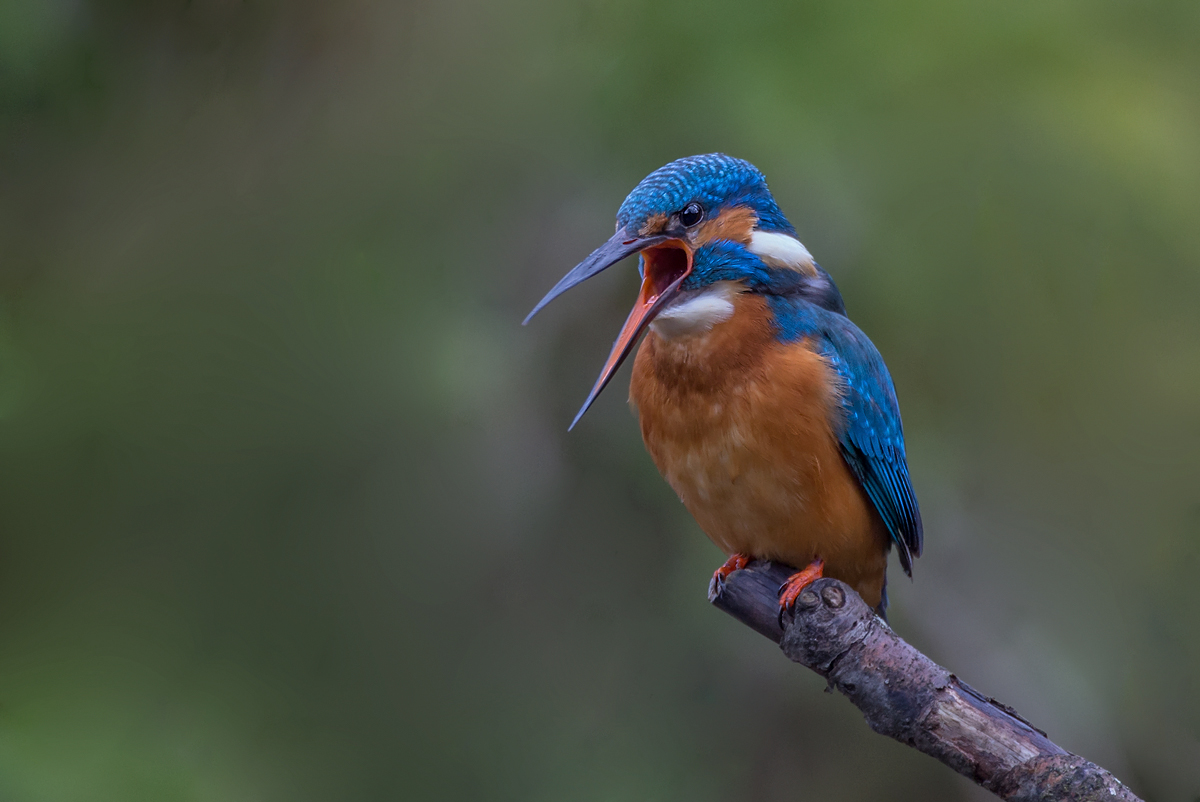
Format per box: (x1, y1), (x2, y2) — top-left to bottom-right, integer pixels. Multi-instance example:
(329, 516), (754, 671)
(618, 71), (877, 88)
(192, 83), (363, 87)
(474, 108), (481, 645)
(649, 281), (740, 340)
(748, 230), (815, 272)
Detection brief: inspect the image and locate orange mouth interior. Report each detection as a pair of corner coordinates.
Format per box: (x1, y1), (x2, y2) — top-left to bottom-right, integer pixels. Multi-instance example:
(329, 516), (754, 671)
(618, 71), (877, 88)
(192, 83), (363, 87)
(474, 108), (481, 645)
(640, 241), (693, 307)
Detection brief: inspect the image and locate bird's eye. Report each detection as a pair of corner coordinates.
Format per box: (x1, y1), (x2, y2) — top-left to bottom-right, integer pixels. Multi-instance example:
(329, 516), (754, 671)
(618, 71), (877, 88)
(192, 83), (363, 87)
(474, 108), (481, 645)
(679, 202), (704, 228)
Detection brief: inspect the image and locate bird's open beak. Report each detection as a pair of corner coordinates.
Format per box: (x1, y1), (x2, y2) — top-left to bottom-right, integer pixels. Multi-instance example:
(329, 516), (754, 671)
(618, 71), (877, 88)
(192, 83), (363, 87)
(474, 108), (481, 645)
(523, 227), (693, 429)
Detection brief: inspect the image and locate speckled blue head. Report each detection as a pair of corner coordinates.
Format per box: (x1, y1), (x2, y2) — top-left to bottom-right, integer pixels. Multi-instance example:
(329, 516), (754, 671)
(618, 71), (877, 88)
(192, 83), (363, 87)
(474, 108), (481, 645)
(616, 154), (795, 236)
(525, 153), (835, 428)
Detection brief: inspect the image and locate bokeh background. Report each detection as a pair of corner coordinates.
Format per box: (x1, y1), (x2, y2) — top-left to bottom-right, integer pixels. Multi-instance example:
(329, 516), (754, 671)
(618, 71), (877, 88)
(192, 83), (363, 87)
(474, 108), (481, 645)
(2, 1), (1198, 800)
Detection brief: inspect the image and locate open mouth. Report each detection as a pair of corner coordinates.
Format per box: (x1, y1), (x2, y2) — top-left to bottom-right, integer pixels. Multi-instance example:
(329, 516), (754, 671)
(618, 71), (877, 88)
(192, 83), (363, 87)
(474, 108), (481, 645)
(526, 228), (694, 429)
(563, 239), (693, 428)
(641, 242), (692, 305)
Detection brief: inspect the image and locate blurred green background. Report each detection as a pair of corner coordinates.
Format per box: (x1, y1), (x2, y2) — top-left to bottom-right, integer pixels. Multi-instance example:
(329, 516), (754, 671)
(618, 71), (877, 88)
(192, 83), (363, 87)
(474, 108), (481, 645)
(1, 1), (1198, 800)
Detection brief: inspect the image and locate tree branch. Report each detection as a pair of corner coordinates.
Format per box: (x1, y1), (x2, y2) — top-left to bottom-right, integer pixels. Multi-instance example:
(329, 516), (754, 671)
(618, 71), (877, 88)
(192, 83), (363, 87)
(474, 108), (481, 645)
(708, 560), (1141, 802)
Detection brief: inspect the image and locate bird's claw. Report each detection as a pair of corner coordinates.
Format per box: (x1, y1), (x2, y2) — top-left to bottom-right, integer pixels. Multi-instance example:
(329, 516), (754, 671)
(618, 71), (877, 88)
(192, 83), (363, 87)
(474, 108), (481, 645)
(776, 558), (825, 626)
(709, 553), (750, 601)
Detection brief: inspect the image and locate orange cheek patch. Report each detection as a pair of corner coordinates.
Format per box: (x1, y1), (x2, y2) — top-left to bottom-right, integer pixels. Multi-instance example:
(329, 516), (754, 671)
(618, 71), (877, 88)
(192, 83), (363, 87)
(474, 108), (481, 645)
(694, 206), (758, 247)
(638, 213), (669, 236)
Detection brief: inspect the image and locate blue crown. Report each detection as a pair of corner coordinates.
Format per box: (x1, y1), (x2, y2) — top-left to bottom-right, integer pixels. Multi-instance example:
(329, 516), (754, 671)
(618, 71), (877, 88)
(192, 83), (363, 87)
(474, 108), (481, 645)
(615, 154), (794, 235)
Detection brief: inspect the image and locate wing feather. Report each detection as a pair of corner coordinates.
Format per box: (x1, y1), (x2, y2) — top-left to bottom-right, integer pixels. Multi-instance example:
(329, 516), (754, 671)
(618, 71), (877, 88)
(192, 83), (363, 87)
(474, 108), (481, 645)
(767, 295), (924, 574)
(817, 326), (923, 575)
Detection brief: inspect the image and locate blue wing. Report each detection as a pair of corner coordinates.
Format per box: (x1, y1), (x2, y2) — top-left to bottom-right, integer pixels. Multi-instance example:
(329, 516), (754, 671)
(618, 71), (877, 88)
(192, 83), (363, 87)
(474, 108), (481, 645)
(769, 296), (924, 575)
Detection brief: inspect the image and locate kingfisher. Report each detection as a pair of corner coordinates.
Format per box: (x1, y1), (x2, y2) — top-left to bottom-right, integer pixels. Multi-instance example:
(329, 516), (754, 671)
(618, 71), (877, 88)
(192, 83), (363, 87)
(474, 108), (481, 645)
(525, 154), (922, 617)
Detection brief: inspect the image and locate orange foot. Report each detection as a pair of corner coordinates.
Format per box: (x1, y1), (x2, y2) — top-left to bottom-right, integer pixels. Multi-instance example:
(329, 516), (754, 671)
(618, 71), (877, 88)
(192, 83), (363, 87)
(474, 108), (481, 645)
(707, 553), (751, 600)
(778, 558), (825, 611)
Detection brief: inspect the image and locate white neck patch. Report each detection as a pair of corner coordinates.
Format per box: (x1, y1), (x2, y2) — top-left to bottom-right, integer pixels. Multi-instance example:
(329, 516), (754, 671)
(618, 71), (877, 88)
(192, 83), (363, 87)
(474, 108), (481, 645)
(649, 281), (740, 340)
(748, 230), (815, 272)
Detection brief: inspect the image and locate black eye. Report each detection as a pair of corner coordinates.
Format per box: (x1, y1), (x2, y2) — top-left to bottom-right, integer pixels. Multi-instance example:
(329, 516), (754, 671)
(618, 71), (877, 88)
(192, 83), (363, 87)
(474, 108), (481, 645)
(679, 202), (704, 228)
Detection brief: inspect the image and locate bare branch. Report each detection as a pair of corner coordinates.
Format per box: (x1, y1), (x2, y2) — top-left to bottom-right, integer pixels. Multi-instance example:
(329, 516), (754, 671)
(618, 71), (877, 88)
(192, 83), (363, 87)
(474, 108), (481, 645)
(709, 561), (1141, 802)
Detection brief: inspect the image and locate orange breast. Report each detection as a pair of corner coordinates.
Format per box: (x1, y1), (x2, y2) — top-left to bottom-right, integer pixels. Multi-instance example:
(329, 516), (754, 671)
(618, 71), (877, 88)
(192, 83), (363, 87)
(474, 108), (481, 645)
(630, 293), (890, 608)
